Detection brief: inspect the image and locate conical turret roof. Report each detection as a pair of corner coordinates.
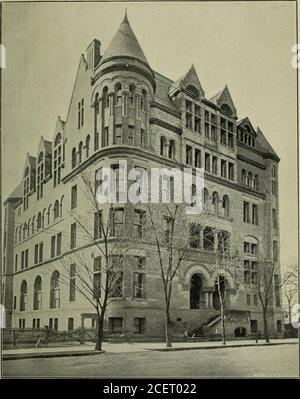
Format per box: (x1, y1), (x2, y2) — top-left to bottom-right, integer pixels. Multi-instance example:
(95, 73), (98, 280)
(100, 12), (150, 67)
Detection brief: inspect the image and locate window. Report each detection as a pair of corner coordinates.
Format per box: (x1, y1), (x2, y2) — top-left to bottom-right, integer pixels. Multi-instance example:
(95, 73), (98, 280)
(53, 133), (63, 187)
(134, 257), (145, 298)
(272, 208), (277, 229)
(50, 271), (60, 309)
(205, 153), (210, 172)
(68, 318), (74, 331)
(185, 100), (193, 129)
(250, 320), (258, 333)
(51, 236), (56, 258)
(205, 111), (210, 138)
(134, 210), (145, 238)
(212, 156), (218, 174)
(251, 243), (257, 255)
(242, 169), (247, 186)
(15, 254), (18, 272)
(246, 294), (251, 305)
(115, 125), (122, 145)
(54, 200), (60, 220)
(160, 136), (166, 156)
(13, 296), (16, 310)
(78, 142), (83, 164)
(56, 233), (62, 256)
(228, 133), (234, 148)
(168, 140), (175, 159)
(111, 209), (124, 237)
(71, 185), (77, 209)
(93, 257), (101, 299)
(70, 223), (77, 249)
(25, 249), (29, 268)
(134, 318), (145, 334)
(277, 320), (282, 333)
(78, 98), (84, 129)
(212, 191), (219, 214)
(21, 251), (25, 270)
(37, 152), (44, 199)
(128, 126), (134, 146)
(244, 260), (250, 284)
(108, 317), (123, 334)
(128, 84), (135, 106)
(222, 195), (229, 217)
(190, 224), (200, 249)
(108, 256), (123, 298)
(102, 127), (109, 147)
(243, 201), (250, 223)
(221, 160), (227, 178)
(69, 264), (76, 302)
(94, 210), (103, 239)
(34, 244), (39, 264)
(20, 280), (27, 311)
(23, 167), (30, 211)
(39, 242), (43, 263)
(251, 261), (257, 284)
(186, 145), (192, 165)
(33, 276), (42, 310)
(252, 204), (258, 225)
(195, 149), (201, 168)
(37, 212), (42, 230)
(203, 227), (214, 250)
(72, 148), (76, 169)
(253, 294), (258, 306)
(228, 163), (234, 180)
(220, 119), (227, 145)
(85, 135), (90, 158)
(141, 129), (146, 149)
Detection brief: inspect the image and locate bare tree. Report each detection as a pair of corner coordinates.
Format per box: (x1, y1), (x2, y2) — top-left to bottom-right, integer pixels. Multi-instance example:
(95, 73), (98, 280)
(209, 229), (240, 345)
(147, 203), (190, 348)
(248, 248), (287, 343)
(59, 172), (128, 351)
(283, 265), (298, 328)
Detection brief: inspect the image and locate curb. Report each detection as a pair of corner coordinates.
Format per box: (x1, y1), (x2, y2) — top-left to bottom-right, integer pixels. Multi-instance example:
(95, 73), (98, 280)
(146, 341), (298, 352)
(3, 350), (104, 361)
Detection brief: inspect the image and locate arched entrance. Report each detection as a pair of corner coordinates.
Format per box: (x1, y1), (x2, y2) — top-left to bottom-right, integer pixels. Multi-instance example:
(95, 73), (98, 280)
(190, 273), (203, 309)
(213, 276), (226, 311)
(235, 327), (246, 337)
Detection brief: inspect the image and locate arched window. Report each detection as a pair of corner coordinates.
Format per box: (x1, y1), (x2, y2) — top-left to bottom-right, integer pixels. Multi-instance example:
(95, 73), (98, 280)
(78, 142), (83, 164)
(54, 200), (59, 220)
(222, 195), (230, 217)
(42, 209), (46, 228)
(53, 133), (62, 187)
(103, 86), (109, 109)
(94, 92), (100, 150)
(27, 219), (31, 237)
(128, 84), (135, 106)
(203, 188), (209, 208)
(85, 135), (90, 158)
(15, 228), (18, 243)
(37, 151), (44, 199)
(33, 276), (42, 310)
(248, 172), (253, 188)
(242, 169), (247, 186)
(253, 175), (259, 191)
(72, 147), (76, 169)
(47, 204), (52, 225)
(50, 270), (60, 309)
(160, 136), (166, 156)
(141, 89), (147, 111)
(190, 273), (203, 309)
(31, 217), (35, 235)
(23, 223), (27, 240)
(115, 83), (122, 106)
(37, 212), (42, 230)
(20, 280), (27, 311)
(168, 140), (175, 159)
(212, 191), (219, 214)
(60, 196), (64, 218)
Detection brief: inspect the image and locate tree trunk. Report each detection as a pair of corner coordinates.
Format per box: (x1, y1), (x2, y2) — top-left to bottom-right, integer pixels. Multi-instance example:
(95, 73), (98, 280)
(220, 304), (226, 345)
(95, 311), (105, 351)
(165, 302), (172, 348)
(262, 307), (270, 343)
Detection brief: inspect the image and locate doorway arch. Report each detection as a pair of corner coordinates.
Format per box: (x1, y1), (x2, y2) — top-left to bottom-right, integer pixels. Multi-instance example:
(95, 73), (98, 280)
(190, 273), (203, 309)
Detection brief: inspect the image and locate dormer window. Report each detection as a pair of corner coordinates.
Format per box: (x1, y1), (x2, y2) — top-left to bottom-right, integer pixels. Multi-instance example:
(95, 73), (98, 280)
(37, 152), (44, 199)
(53, 133), (62, 187)
(186, 85), (199, 100)
(23, 167), (30, 211)
(220, 103), (233, 116)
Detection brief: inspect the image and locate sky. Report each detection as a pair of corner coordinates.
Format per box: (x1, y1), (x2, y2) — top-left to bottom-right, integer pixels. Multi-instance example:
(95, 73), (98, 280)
(2, 1), (298, 268)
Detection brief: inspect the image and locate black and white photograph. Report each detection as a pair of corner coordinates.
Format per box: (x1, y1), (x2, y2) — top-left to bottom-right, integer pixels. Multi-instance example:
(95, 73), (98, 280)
(0, 0), (299, 381)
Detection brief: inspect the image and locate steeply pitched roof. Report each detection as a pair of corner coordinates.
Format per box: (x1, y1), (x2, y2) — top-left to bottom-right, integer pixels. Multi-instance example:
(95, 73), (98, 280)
(44, 139), (52, 154)
(210, 85), (237, 116)
(169, 64), (205, 98)
(4, 182), (23, 205)
(256, 127), (280, 161)
(100, 12), (150, 67)
(153, 71), (179, 112)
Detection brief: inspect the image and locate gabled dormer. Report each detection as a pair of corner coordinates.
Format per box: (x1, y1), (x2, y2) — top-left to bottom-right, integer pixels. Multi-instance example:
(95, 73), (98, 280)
(36, 137), (52, 200)
(52, 116), (65, 187)
(237, 117), (257, 148)
(210, 85), (237, 118)
(169, 64), (205, 101)
(23, 153), (36, 210)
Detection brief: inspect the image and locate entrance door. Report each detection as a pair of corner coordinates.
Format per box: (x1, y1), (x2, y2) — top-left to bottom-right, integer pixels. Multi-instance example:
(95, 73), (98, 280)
(190, 273), (203, 309)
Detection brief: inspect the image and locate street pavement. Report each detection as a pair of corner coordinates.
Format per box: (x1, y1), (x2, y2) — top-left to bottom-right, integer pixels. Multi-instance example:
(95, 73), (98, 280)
(2, 343), (298, 378)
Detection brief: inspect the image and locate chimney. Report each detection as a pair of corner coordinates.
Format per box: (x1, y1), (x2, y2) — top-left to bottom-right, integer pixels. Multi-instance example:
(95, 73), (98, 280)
(86, 39), (101, 71)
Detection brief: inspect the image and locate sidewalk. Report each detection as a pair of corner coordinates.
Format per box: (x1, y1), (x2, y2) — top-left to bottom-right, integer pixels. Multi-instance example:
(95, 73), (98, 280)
(2, 338), (298, 360)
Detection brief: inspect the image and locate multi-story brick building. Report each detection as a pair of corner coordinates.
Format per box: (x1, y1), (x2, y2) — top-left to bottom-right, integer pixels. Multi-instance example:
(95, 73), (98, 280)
(2, 13), (283, 339)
